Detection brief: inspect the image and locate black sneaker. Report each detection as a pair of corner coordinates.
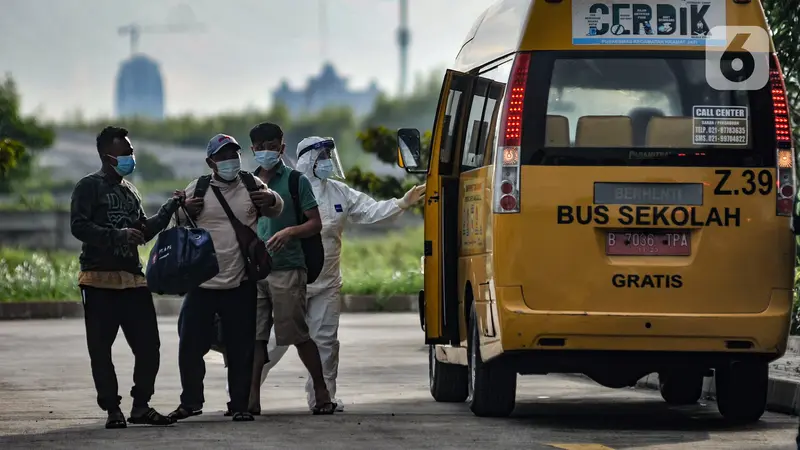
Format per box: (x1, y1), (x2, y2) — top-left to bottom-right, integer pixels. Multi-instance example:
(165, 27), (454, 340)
(232, 411), (255, 422)
(106, 409), (127, 429)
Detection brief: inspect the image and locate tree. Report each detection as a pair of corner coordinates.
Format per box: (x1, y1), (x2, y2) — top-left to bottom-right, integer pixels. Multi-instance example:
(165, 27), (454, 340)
(764, 0), (800, 142)
(62, 103), (292, 149)
(0, 138), (25, 176)
(346, 69), (444, 204)
(357, 126), (431, 168)
(134, 150), (174, 181)
(362, 69), (444, 132)
(0, 75), (55, 192)
(346, 126), (430, 209)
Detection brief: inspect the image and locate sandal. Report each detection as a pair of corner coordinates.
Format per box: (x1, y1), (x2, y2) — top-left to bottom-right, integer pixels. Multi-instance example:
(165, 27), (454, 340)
(312, 402), (336, 415)
(167, 405), (202, 422)
(232, 411), (255, 422)
(106, 410), (127, 429)
(127, 407), (173, 426)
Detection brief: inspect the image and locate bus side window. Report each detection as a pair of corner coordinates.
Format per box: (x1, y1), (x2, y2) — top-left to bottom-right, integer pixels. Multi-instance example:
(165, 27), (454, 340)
(460, 81), (489, 171)
(439, 90), (464, 166)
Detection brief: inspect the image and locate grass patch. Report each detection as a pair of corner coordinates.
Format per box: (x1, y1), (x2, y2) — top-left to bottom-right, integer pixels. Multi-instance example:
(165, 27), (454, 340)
(0, 227), (423, 302)
(341, 226), (423, 298)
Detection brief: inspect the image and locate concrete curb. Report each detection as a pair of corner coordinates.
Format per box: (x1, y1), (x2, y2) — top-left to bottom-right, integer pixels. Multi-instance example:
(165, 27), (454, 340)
(0, 294), (418, 320)
(635, 336), (800, 416)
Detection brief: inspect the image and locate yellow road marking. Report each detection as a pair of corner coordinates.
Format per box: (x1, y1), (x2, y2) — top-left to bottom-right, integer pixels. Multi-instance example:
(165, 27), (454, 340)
(546, 445), (615, 450)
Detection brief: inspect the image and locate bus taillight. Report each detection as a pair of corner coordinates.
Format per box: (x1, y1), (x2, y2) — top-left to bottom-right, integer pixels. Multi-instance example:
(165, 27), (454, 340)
(493, 52), (530, 214)
(770, 55), (795, 217)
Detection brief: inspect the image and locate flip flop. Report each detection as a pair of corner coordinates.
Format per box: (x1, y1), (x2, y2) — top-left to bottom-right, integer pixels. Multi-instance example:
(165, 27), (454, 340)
(167, 406), (202, 422)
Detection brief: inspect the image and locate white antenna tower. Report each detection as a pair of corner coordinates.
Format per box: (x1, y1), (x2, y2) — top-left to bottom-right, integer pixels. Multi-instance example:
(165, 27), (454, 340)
(319, 0), (329, 63)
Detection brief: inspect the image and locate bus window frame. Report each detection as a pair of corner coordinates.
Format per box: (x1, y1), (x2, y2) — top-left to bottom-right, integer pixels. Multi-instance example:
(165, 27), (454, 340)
(459, 58), (513, 173)
(438, 75), (474, 176)
(521, 50), (776, 168)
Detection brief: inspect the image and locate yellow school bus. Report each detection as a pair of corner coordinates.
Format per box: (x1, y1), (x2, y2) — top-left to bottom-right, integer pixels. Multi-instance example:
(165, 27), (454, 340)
(396, 0), (797, 422)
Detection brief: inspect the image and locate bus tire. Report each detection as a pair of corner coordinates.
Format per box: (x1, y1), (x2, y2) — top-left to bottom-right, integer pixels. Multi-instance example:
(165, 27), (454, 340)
(715, 361), (768, 424)
(429, 345), (468, 402)
(658, 371), (704, 405)
(468, 308), (516, 417)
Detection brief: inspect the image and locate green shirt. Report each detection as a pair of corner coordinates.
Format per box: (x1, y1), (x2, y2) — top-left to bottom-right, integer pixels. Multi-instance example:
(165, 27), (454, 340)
(257, 161), (318, 271)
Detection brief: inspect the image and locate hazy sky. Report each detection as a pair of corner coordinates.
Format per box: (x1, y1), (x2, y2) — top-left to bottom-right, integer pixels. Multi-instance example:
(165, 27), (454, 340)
(0, 0), (495, 120)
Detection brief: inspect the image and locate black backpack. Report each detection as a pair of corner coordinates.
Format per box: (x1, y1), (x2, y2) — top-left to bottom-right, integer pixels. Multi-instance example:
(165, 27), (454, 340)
(193, 171), (260, 203)
(287, 169), (324, 284)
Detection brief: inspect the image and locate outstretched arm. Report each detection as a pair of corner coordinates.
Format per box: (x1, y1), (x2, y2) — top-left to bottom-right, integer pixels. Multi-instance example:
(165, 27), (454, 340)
(346, 185), (404, 225)
(139, 197), (181, 242)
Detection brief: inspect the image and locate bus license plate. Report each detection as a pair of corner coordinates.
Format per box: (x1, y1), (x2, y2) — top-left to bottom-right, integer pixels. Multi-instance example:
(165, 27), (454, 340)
(606, 231), (691, 256)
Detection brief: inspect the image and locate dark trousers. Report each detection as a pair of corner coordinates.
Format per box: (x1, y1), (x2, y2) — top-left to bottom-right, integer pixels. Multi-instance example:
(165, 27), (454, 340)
(81, 286), (160, 412)
(177, 281), (256, 413)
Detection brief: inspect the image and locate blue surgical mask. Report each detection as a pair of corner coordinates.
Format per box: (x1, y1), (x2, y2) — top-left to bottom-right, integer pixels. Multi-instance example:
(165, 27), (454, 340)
(254, 150), (281, 169)
(215, 156), (241, 181)
(314, 159), (334, 179)
(113, 155), (136, 177)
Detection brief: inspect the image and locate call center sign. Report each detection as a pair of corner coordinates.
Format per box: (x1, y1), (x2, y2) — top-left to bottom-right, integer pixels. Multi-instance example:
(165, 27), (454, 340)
(572, 0), (726, 46)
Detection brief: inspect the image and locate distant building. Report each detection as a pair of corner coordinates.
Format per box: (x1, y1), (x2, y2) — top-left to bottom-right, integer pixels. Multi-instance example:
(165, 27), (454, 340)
(115, 54), (165, 120)
(273, 63), (381, 118)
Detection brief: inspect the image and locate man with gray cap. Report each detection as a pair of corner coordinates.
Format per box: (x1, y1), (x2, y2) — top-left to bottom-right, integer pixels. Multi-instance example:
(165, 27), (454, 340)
(168, 134), (283, 423)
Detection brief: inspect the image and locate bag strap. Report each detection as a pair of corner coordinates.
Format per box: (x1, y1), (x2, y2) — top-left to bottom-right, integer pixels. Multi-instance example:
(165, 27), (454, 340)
(239, 171), (263, 218)
(289, 170), (305, 226)
(210, 185), (245, 229)
(174, 205), (197, 229)
(210, 185), (251, 267)
(193, 175), (212, 198)
(239, 171), (259, 192)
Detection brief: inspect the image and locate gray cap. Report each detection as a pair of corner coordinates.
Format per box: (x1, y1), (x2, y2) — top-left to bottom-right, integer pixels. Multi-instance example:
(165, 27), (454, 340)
(206, 133), (241, 157)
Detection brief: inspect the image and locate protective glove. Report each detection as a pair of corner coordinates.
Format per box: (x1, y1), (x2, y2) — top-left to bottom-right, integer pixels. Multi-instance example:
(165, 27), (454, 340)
(397, 184), (426, 209)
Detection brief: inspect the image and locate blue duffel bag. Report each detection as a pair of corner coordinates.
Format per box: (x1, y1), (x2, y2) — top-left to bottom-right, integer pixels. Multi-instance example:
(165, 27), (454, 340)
(146, 208), (219, 296)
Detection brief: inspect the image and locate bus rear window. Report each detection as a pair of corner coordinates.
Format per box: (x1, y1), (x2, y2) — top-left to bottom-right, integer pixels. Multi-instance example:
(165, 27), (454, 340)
(523, 53), (775, 167)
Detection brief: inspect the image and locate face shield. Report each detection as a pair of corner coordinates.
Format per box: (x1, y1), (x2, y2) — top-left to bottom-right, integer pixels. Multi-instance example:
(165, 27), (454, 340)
(299, 137), (345, 180)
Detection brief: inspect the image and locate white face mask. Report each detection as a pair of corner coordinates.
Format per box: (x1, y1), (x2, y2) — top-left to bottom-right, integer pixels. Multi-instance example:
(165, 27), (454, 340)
(215, 156), (241, 181)
(254, 150), (281, 169)
(314, 159), (334, 179)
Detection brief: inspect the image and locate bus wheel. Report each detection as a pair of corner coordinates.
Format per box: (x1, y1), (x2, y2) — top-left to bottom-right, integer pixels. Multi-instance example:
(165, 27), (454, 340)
(715, 361), (768, 423)
(658, 371), (704, 405)
(468, 309), (516, 417)
(429, 345), (468, 402)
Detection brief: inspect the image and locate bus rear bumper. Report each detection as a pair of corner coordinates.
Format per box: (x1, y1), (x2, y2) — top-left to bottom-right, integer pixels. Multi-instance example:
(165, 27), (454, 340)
(495, 286), (792, 360)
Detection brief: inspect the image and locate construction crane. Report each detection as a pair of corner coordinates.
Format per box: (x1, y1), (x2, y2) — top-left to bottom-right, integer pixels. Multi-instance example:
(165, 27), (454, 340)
(118, 22), (205, 55)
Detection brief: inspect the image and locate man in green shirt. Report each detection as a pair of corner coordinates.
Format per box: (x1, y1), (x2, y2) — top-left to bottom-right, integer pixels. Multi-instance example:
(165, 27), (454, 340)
(248, 122), (335, 415)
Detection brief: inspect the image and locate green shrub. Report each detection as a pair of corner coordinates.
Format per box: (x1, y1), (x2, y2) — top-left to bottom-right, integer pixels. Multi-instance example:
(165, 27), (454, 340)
(0, 252), (79, 302)
(0, 227), (424, 302)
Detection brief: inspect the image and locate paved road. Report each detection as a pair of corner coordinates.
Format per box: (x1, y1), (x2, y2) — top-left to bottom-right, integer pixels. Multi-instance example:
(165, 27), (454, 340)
(0, 314), (797, 449)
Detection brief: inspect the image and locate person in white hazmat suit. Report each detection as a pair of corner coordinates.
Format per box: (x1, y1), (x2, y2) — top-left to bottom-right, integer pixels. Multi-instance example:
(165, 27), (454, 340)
(225, 136), (426, 412)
